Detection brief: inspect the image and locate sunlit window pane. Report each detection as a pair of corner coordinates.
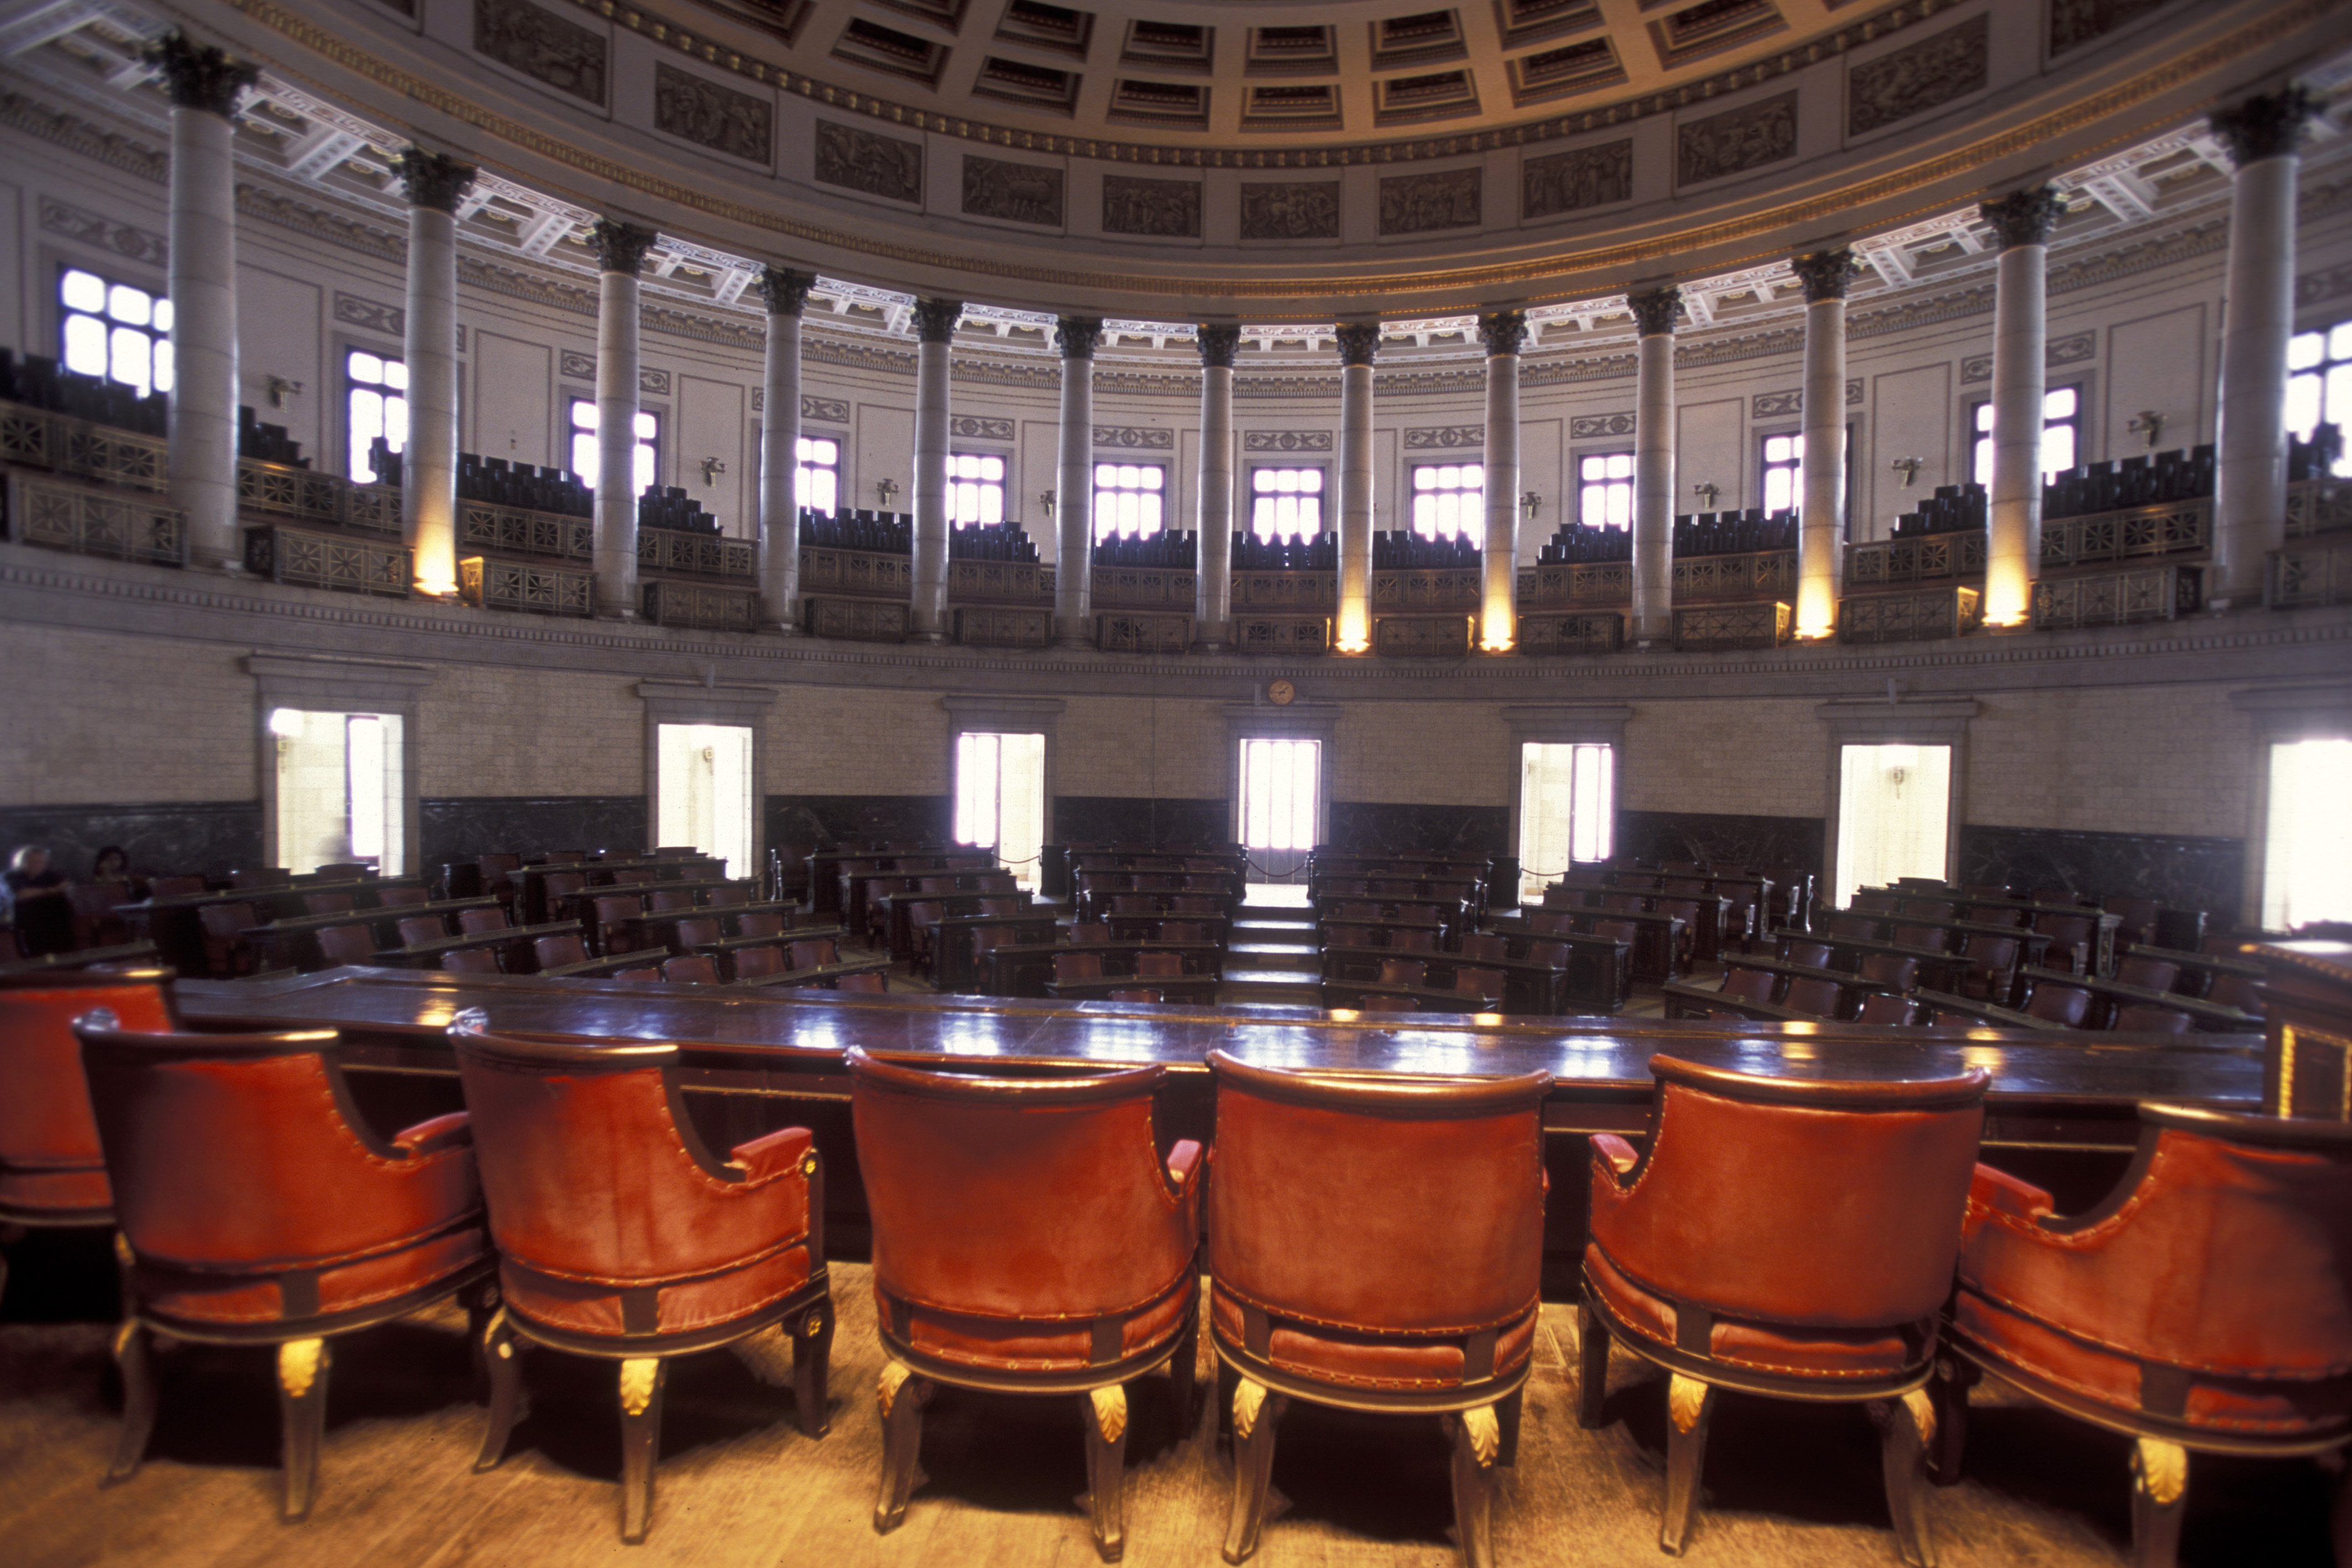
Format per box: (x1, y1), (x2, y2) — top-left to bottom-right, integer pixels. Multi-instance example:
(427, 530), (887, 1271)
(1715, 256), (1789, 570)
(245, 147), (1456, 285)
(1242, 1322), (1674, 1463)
(61, 269), (105, 313)
(106, 284), (150, 327)
(2291, 332), (2326, 372)
(61, 314), (107, 376)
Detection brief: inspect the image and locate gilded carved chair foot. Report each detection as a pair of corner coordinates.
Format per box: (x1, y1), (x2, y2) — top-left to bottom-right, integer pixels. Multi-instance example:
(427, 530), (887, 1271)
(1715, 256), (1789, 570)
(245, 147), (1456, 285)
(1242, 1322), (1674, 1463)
(2130, 1437), (2189, 1568)
(463, 1279), (501, 1396)
(791, 1301), (833, 1439)
(475, 1308), (523, 1473)
(617, 1356), (668, 1545)
(1085, 1382), (1129, 1562)
(1869, 1390), (1939, 1568)
(1222, 1376), (1287, 1565)
(275, 1337), (331, 1523)
(105, 1319), (157, 1485)
(1576, 1301), (1611, 1429)
(873, 1359), (933, 1535)
(1926, 1355), (1975, 1487)
(1660, 1373), (1717, 1556)
(1446, 1404), (1502, 1568)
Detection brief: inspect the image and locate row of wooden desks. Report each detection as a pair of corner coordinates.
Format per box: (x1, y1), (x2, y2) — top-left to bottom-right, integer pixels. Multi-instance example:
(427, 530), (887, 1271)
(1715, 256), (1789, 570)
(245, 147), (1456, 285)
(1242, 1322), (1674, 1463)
(1504, 908), (1686, 984)
(369, 919), (589, 970)
(0, 940), (158, 977)
(1770, 929), (1977, 992)
(930, 913), (1067, 992)
(244, 897), (505, 971)
(118, 876), (429, 971)
(1475, 919), (1634, 1010)
(1850, 894), (2125, 973)
(1047, 973), (1224, 1004)
(1543, 882), (1734, 961)
(1319, 945), (1571, 1017)
(2015, 966), (2262, 1032)
(987, 940), (1225, 999)
(2123, 942), (2265, 998)
(513, 855), (724, 923)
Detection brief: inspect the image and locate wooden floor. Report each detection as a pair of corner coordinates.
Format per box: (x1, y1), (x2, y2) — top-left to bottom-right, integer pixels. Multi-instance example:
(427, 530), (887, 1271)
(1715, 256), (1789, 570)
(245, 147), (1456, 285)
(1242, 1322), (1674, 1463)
(2, 1249), (2339, 1567)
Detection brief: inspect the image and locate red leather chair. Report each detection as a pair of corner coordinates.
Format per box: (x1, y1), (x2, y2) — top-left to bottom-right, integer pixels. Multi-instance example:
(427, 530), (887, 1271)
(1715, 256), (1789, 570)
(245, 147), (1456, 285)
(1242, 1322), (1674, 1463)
(76, 1017), (491, 1520)
(2112, 1004), (2194, 1033)
(732, 945), (787, 980)
(790, 936), (840, 970)
(315, 924), (379, 966)
(848, 1047), (1201, 1562)
(1206, 1050), (1551, 1568)
(1390, 926), (1439, 953)
(374, 886), (429, 909)
(833, 972), (887, 993)
(1137, 950), (1186, 978)
(737, 910), (786, 940)
(1857, 993), (1921, 1026)
(441, 948), (501, 975)
(0, 970), (178, 1303)
(2025, 979), (2093, 1027)
(457, 906), (509, 935)
(451, 1018), (831, 1542)
(1937, 1104), (2352, 1567)
(1861, 952), (1919, 990)
(660, 955), (719, 984)
(1718, 966), (1777, 1003)
(1581, 1055), (1988, 1564)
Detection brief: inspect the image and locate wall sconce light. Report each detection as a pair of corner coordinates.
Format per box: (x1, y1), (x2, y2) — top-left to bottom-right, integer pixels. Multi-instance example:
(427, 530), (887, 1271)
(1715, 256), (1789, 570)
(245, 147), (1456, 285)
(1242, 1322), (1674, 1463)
(699, 457), (727, 486)
(1891, 456), (1924, 488)
(2127, 410), (2166, 449)
(1520, 491), (1543, 525)
(1039, 489), (1056, 520)
(1692, 481), (1721, 509)
(264, 375), (304, 409)
(874, 477), (900, 508)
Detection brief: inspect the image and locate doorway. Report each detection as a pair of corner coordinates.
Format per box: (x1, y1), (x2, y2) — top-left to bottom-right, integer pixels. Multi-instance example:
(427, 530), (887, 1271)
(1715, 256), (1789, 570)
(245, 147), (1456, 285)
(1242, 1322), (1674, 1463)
(1833, 742), (1952, 904)
(656, 723), (754, 881)
(270, 708), (406, 875)
(1239, 736), (1321, 895)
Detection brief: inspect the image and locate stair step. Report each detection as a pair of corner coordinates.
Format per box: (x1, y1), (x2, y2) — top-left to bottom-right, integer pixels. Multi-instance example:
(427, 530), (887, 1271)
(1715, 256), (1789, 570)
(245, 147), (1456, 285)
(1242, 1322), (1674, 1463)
(1231, 921), (1318, 941)
(1222, 965), (1322, 988)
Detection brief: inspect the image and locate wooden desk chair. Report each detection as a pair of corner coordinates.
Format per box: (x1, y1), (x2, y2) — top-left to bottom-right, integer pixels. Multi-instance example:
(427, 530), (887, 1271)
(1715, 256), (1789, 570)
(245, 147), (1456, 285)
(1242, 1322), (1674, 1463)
(1528, 911), (1574, 936)
(674, 916), (722, 948)
(2204, 973), (2265, 1015)
(1378, 957), (1427, 987)
(532, 934), (589, 971)
(80, 1018), (492, 1521)
(458, 907), (510, 935)
(1720, 967), (1777, 1003)
(2113, 1004), (2193, 1033)
(904, 901), (945, 975)
(2115, 956), (2178, 992)
(2024, 980), (2093, 1027)
(1137, 951), (1185, 978)
(1959, 934), (2020, 1001)
(661, 956), (719, 985)
(1454, 965), (1506, 1001)
(1862, 953), (1919, 990)
(1892, 924), (1948, 953)
(647, 889), (697, 914)
(1459, 932), (1509, 963)
(452, 1021), (829, 1542)
(441, 948), (501, 975)
(1070, 922), (1114, 945)
(791, 938), (840, 970)
(850, 1047), (1201, 1562)
(375, 887), (429, 909)
(1829, 914), (1879, 939)
(1938, 1104), (2352, 1567)
(1582, 1055), (1987, 1564)
(1206, 1050), (1549, 1567)
(1857, 993), (1920, 1026)
(197, 902), (262, 978)
(1055, 951), (1106, 983)
(737, 911), (787, 939)
(315, 925), (378, 966)
(1782, 975), (1845, 1018)
(2035, 913), (2097, 976)
(1590, 919), (1639, 947)
(1390, 926), (1439, 953)
(396, 915), (446, 947)
(731, 946), (786, 981)
(1781, 938), (1834, 968)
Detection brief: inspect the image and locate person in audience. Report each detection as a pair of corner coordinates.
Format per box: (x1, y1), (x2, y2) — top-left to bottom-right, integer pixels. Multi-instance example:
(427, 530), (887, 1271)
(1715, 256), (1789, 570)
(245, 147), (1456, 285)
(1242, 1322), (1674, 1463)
(5, 845), (73, 956)
(76, 844), (141, 945)
(90, 844), (142, 899)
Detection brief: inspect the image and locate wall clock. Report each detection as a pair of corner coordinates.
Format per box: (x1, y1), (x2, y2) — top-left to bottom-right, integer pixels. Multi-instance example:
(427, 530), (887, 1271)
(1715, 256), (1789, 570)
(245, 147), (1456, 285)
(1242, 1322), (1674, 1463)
(1266, 679), (1295, 705)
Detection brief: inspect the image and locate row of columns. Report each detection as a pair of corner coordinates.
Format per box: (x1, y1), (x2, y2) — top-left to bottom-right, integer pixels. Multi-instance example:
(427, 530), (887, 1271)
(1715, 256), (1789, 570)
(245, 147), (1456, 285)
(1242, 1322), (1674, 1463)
(139, 31), (2315, 640)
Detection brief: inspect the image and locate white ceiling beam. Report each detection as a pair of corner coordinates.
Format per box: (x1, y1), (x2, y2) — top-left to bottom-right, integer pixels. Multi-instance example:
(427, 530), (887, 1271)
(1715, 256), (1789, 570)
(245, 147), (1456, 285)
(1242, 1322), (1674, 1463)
(282, 126), (365, 185)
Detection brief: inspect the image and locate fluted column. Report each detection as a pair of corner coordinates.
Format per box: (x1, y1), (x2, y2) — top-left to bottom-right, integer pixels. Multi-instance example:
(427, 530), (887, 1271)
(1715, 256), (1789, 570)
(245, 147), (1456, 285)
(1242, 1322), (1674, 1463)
(590, 219), (655, 618)
(1976, 190), (2061, 628)
(1194, 324), (1239, 650)
(1334, 322), (1380, 653)
(398, 149), (474, 597)
(1792, 249), (1858, 639)
(757, 267), (813, 633)
(146, 31), (255, 571)
(909, 297), (960, 642)
(1053, 316), (1102, 648)
(1477, 310), (1526, 652)
(2211, 88), (2316, 609)
(1628, 287), (1680, 645)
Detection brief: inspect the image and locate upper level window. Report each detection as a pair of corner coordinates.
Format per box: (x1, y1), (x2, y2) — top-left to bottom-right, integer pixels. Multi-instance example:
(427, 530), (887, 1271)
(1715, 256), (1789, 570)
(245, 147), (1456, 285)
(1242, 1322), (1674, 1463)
(1971, 386), (2082, 486)
(2288, 322), (2352, 476)
(568, 398), (659, 495)
(1249, 466), (1323, 540)
(345, 349), (407, 483)
(1409, 462), (1483, 541)
(59, 267), (171, 397)
(1578, 451), (1634, 529)
(1760, 433), (1804, 515)
(1094, 462), (1165, 539)
(949, 451), (1007, 526)
(797, 434), (840, 514)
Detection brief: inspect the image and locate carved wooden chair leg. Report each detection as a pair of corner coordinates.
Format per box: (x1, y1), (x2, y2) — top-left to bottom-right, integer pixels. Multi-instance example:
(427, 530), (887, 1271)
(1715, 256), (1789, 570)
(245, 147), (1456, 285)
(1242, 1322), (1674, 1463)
(2129, 1437), (2189, 1568)
(1168, 1304), (1201, 1433)
(475, 1308), (523, 1472)
(275, 1337), (331, 1522)
(1445, 1404), (1502, 1568)
(791, 1301), (834, 1439)
(1496, 1386), (1524, 1469)
(105, 1319), (157, 1485)
(1085, 1383), (1130, 1562)
(1222, 1378), (1287, 1565)
(1870, 1391), (1938, 1568)
(1660, 1373), (1718, 1556)
(1576, 1301), (1610, 1429)
(617, 1356), (667, 1544)
(873, 1360), (933, 1534)
(1926, 1355), (1975, 1487)
(463, 1279), (500, 1396)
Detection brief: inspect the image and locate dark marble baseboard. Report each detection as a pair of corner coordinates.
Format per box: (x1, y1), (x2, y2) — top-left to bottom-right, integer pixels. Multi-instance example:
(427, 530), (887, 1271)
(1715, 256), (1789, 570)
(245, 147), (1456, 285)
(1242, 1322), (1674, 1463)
(766, 795), (953, 895)
(1054, 797), (1230, 849)
(1327, 802), (1512, 859)
(1958, 825), (2244, 925)
(0, 801), (263, 881)
(420, 796), (649, 869)
(1616, 811), (1826, 876)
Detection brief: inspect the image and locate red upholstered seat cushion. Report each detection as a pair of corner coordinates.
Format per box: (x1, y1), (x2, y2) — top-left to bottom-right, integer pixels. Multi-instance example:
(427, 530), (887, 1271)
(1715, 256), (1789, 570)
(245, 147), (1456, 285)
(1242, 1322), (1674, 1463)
(504, 1240), (812, 1339)
(886, 1268), (1192, 1375)
(1585, 1245), (1922, 1381)
(1210, 1284), (1538, 1392)
(135, 1224), (487, 1328)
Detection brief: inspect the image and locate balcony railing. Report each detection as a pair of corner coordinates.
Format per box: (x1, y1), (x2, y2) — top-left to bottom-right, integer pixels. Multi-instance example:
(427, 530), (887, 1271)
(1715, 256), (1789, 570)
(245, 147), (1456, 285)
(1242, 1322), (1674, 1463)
(244, 523), (410, 598)
(639, 526), (756, 581)
(2036, 563), (2203, 627)
(1845, 530), (1986, 587)
(8, 473), (184, 565)
(461, 500), (592, 562)
(461, 555), (593, 617)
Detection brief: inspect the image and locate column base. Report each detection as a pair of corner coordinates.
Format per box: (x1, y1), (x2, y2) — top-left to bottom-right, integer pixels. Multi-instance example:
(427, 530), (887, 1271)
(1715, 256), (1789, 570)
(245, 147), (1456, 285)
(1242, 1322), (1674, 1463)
(758, 620), (800, 637)
(905, 629), (946, 645)
(1052, 615), (1094, 650)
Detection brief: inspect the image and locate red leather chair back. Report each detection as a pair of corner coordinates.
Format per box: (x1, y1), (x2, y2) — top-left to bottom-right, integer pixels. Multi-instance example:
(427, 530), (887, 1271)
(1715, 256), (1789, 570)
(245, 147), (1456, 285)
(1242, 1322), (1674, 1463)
(2115, 956), (2178, 992)
(1458, 933), (1508, 962)
(789, 938), (838, 970)
(77, 1021), (478, 1273)
(0, 969), (177, 1218)
(1591, 1057), (1986, 1328)
(848, 1048), (1195, 1324)
(1055, 951), (1105, 982)
(1137, 951), (1185, 978)
(303, 893), (354, 916)
(647, 889), (696, 914)
(1377, 957), (1426, 987)
(662, 956), (719, 984)
(1962, 933), (2018, 970)
(1453, 966), (1505, 1000)
(1157, 921), (1209, 944)
(1591, 919), (1638, 945)
(1781, 976), (1843, 1017)
(1525, 940), (1571, 970)
(316, 925), (378, 965)
(737, 912), (786, 940)
(1069, 923), (1112, 945)
(1389, 926), (1437, 953)
(1207, 1051), (1549, 1335)
(1721, 967), (1775, 1002)
(1856, 993), (1918, 1026)
(2025, 981), (2092, 1025)
(374, 887), (429, 909)
(1892, 925), (1946, 953)
(396, 915), (445, 947)
(1782, 940), (1834, 968)
(2113, 1004), (2192, 1033)
(674, 918), (722, 948)
(533, 934), (587, 969)
(732, 945), (786, 980)
(441, 948), (501, 975)
(458, 907), (509, 935)
(451, 1024), (809, 1303)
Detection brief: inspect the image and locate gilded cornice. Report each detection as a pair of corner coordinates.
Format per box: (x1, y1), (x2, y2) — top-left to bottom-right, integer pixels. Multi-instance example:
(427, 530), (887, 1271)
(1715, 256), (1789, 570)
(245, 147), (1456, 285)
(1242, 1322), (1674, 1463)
(220, 0), (2348, 303)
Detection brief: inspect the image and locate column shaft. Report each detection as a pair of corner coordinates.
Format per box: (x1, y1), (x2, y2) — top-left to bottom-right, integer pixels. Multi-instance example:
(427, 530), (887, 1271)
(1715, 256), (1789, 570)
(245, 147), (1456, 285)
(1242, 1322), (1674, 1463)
(911, 338), (951, 638)
(1194, 329), (1236, 647)
(397, 151), (471, 596)
(593, 267), (642, 617)
(1052, 317), (1102, 648)
(1985, 245), (2048, 625)
(1334, 324), (1379, 653)
(1797, 296), (1848, 637)
(1479, 315), (1524, 652)
(1630, 290), (1678, 643)
(2214, 153), (2301, 603)
(167, 104), (240, 568)
(758, 275), (807, 633)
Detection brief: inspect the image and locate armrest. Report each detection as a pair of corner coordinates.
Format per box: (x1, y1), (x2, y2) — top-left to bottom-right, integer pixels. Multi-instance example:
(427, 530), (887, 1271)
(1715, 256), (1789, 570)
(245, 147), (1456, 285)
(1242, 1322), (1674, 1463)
(1591, 1133), (1640, 1184)
(728, 1125), (815, 1186)
(1164, 1139), (1203, 1195)
(1968, 1162), (2054, 1224)
(392, 1110), (471, 1158)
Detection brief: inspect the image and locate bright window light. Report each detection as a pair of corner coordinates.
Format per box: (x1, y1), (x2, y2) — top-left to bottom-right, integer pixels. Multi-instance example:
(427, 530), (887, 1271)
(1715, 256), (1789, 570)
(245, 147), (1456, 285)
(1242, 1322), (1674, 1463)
(2263, 738), (2352, 931)
(1519, 742), (1614, 900)
(1239, 737), (1320, 853)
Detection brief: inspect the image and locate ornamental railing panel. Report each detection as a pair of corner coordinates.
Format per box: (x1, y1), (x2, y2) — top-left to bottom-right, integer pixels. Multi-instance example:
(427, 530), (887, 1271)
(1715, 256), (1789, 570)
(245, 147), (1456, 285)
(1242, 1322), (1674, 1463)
(244, 524), (411, 598)
(1230, 570), (1336, 611)
(2264, 545), (2352, 609)
(1839, 585), (1981, 645)
(1370, 568), (1480, 610)
(1373, 613), (1472, 656)
(1672, 601), (1792, 652)
(799, 546), (915, 598)
(1517, 610), (1623, 655)
(955, 605), (1052, 647)
(805, 596), (911, 641)
(2041, 501), (2209, 568)
(948, 558), (1050, 605)
(460, 555), (594, 617)
(638, 526), (756, 580)
(1096, 612), (1193, 653)
(2284, 477), (2352, 538)
(1094, 564), (1194, 608)
(460, 501), (593, 561)
(641, 579), (759, 630)
(2035, 564), (2203, 627)
(9, 474), (185, 565)
(1232, 617), (1330, 655)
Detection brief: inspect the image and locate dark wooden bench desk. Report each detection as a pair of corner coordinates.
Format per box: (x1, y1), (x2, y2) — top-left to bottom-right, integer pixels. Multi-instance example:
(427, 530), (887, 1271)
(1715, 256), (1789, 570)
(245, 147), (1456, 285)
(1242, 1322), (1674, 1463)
(878, 891), (1041, 963)
(625, 912), (844, 954)
(1047, 973), (1224, 1004)
(1544, 882), (1734, 962)
(1476, 922), (1632, 1014)
(841, 861), (998, 936)
(2015, 965), (2264, 1033)
(1319, 978), (1502, 1014)
(1516, 907), (1687, 984)
(514, 858), (719, 923)
(928, 912), (1067, 993)
(120, 876), (429, 972)
(536, 945), (675, 979)
(1319, 945), (1569, 1017)
(2123, 943), (2266, 1000)
(172, 969), (2267, 1294)
(1105, 909), (1233, 941)
(245, 896), (505, 971)
(1819, 908), (2060, 965)
(986, 940), (1226, 999)
(1771, 929), (1976, 993)
(370, 919), (590, 971)
(731, 957), (898, 989)
(1908, 988), (2078, 1032)
(0, 940), (160, 976)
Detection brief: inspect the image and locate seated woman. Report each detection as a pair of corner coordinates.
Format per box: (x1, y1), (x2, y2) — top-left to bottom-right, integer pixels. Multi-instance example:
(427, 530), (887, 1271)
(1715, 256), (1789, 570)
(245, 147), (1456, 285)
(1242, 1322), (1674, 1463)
(73, 845), (141, 946)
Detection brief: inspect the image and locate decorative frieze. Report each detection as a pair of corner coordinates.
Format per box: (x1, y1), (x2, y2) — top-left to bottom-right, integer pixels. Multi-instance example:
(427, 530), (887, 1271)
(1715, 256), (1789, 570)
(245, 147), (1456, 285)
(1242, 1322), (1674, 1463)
(653, 64), (771, 163)
(1404, 426), (1484, 449)
(1678, 93), (1797, 186)
(963, 156), (1065, 227)
(1245, 431), (1334, 453)
(814, 120), (921, 203)
(39, 196), (165, 267)
(1750, 380), (1865, 418)
(1523, 141), (1632, 221)
(1102, 177), (1201, 238)
(952, 415), (1015, 441)
(801, 394), (849, 423)
(1240, 182), (1339, 240)
(1849, 14), (1988, 136)
(473, 0), (606, 105)
(334, 292), (403, 338)
(1378, 169), (1481, 236)
(1094, 426), (1174, 449)
(1960, 332), (2095, 383)
(1569, 414), (1635, 439)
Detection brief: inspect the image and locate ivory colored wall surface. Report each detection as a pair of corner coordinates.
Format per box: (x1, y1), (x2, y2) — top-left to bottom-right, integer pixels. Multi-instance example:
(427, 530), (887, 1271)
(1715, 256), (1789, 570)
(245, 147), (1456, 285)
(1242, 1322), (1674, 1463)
(1057, 695), (1228, 800)
(416, 665), (644, 799)
(1965, 684), (2255, 839)
(0, 622), (254, 804)
(1333, 703), (1514, 806)
(1618, 700), (1831, 821)
(766, 685), (950, 796)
